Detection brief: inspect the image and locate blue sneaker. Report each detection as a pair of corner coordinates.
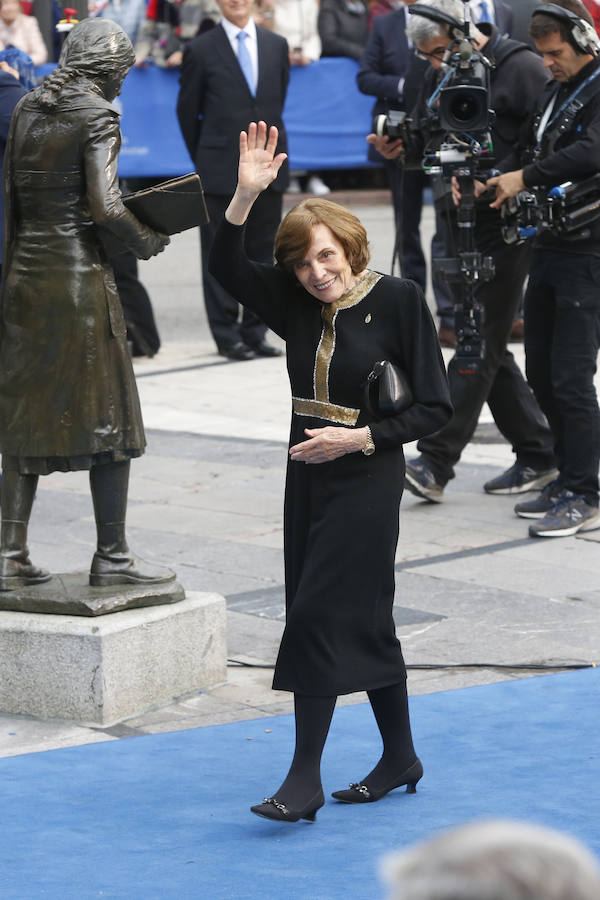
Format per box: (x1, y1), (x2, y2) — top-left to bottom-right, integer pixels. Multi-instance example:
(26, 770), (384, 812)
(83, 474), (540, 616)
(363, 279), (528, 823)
(484, 462), (558, 495)
(405, 459), (445, 503)
(514, 480), (565, 519)
(528, 492), (600, 538)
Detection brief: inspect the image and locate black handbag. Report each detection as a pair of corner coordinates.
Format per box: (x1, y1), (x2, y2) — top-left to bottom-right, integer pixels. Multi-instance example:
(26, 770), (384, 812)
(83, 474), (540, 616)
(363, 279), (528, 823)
(364, 360), (413, 418)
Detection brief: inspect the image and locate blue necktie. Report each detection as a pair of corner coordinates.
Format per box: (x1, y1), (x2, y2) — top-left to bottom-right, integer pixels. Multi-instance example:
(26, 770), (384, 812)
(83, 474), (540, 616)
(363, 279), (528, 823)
(478, 1), (492, 23)
(237, 31), (256, 96)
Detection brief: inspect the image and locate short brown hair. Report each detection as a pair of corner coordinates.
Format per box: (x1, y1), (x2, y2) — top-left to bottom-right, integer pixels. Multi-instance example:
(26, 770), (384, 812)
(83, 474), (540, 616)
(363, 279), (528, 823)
(275, 198), (370, 275)
(530, 0), (595, 47)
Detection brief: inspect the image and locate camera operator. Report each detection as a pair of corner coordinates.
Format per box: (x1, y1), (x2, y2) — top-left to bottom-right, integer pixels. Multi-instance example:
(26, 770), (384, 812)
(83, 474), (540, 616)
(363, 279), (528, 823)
(369, 0), (557, 503)
(357, 1), (456, 347)
(487, 0), (600, 537)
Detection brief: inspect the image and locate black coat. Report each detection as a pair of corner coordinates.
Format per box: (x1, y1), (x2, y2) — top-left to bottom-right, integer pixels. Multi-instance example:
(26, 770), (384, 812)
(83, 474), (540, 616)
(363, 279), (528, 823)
(210, 218), (452, 695)
(318, 0), (368, 62)
(176, 22), (290, 195)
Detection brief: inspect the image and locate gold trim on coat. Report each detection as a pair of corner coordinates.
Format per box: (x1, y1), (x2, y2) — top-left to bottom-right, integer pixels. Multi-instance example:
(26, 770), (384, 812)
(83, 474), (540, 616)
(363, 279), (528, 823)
(299, 271), (381, 424)
(292, 397), (360, 426)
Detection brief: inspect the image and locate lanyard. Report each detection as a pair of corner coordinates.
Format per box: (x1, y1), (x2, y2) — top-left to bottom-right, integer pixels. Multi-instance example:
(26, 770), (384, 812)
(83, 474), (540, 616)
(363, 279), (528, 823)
(536, 92), (558, 145)
(542, 66), (600, 137)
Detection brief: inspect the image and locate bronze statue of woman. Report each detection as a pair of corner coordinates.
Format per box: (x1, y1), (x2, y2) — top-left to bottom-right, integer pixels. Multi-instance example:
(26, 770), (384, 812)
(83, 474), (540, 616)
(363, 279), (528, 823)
(0, 18), (173, 591)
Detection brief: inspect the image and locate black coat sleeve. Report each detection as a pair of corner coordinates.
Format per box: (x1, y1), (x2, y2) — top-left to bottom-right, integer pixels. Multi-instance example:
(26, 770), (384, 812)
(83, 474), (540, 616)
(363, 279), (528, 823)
(369, 280), (453, 448)
(209, 216), (292, 339)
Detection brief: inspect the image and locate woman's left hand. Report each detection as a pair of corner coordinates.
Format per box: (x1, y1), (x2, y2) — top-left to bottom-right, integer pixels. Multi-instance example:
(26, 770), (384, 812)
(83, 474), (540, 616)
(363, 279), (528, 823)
(289, 427), (368, 464)
(238, 121), (288, 196)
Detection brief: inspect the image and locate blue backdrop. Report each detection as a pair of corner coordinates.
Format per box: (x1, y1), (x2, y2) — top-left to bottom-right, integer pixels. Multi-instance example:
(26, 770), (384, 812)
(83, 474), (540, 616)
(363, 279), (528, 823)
(37, 58), (376, 178)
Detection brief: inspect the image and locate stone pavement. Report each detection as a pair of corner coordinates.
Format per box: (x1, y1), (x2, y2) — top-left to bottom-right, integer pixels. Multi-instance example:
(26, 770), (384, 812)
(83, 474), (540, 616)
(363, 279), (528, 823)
(1, 191), (599, 758)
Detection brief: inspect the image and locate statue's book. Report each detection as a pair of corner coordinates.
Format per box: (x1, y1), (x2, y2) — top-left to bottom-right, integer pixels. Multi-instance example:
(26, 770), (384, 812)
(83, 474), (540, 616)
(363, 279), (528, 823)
(122, 173), (209, 234)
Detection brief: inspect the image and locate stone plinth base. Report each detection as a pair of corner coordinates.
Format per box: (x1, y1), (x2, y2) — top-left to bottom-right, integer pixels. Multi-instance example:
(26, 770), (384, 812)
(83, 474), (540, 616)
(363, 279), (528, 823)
(0, 573), (185, 616)
(0, 592), (226, 726)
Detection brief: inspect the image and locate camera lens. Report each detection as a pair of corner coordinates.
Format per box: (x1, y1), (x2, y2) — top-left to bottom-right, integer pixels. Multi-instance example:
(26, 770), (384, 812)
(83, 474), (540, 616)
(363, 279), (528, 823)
(451, 93), (480, 123)
(440, 85), (488, 133)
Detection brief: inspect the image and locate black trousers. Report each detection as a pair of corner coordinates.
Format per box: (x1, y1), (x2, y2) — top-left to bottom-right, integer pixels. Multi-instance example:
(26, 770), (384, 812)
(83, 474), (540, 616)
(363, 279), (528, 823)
(385, 161), (454, 327)
(418, 239), (556, 484)
(111, 250), (160, 357)
(524, 250), (600, 505)
(200, 189), (282, 350)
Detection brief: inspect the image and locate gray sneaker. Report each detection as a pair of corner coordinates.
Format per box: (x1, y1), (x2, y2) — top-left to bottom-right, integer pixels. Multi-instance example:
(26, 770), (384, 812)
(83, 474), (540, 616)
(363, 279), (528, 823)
(405, 459), (445, 503)
(484, 462), (559, 495)
(514, 480), (564, 519)
(529, 492), (600, 538)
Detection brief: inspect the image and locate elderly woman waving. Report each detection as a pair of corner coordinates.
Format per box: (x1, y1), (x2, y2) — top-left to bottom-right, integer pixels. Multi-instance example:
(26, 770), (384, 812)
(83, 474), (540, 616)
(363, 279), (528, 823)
(210, 121), (452, 824)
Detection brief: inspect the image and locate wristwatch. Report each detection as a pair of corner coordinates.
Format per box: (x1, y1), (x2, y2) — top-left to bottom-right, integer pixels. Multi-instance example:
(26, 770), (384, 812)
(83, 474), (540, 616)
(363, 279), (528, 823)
(362, 426), (375, 457)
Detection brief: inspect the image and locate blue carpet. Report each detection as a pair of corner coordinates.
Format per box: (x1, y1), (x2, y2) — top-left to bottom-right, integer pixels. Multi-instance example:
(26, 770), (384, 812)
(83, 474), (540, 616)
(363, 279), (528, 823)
(2, 669), (599, 900)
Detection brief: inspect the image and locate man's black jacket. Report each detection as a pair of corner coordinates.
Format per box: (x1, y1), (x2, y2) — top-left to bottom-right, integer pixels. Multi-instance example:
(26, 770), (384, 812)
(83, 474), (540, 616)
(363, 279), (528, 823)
(499, 56), (600, 255)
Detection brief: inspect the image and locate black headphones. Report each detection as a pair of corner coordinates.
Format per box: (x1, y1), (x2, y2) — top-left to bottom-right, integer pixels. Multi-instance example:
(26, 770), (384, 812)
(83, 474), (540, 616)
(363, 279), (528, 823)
(533, 3), (600, 56)
(408, 3), (465, 41)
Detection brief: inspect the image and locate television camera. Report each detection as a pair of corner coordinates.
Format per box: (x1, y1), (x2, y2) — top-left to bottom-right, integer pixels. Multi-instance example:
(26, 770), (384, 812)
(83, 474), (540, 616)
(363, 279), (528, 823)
(501, 174), (600, 245)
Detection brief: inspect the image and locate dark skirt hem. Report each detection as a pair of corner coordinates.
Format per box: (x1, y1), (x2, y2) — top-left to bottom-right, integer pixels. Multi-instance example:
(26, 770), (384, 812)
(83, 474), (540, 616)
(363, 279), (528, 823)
(2, 448), (144, 475)
(271, 671), (407, 697)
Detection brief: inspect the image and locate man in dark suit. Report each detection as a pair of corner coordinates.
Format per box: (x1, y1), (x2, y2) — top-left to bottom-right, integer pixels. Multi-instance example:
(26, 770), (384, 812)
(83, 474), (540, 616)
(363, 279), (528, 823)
(469, 0), (513, 35)
(177, 0), (289, 360)
(357, 1), (456, 346)
(502, 1), (542, 46)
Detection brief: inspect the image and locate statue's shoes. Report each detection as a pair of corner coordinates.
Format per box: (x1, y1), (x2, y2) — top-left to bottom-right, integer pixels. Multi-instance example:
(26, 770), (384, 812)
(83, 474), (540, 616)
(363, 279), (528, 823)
(0, 554), (52, 591)
(89, 551), (176, 587)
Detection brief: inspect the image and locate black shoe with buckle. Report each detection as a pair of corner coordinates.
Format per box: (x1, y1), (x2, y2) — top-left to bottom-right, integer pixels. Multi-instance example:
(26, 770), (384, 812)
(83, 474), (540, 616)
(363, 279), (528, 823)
(405, 459), (445, 503)
(514, 480), (565, 519)
(250, 788), (324, 823)
(483, 462), (558, 495)
(218, 341), (255, 361)
(331, 758), (423, 804)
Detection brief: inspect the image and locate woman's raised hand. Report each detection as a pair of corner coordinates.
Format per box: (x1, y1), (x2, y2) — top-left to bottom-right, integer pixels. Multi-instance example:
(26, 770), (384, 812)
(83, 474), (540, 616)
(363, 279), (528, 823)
(226, 122), (287, 225)
(238, 121), (287, 195)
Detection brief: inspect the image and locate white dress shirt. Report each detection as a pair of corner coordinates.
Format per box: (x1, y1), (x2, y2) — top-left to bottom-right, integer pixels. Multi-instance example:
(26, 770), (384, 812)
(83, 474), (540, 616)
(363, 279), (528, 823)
(469, 0), (495, 25)
(221, 15), (259, 86)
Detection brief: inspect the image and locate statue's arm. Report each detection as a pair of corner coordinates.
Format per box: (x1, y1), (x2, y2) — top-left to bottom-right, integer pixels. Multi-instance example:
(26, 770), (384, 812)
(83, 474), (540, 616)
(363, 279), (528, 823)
(84, 109), (169, 259)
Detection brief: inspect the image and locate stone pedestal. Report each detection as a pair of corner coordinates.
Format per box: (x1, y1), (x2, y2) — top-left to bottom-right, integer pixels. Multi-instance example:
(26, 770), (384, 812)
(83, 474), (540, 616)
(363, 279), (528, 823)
(0, 591), (227, 726)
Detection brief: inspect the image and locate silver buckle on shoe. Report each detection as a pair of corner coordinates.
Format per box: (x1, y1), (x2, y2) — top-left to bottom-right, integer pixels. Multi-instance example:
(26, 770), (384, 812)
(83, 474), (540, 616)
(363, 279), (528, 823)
(263, 797), (289, 815)
(350, 782), (371, 799)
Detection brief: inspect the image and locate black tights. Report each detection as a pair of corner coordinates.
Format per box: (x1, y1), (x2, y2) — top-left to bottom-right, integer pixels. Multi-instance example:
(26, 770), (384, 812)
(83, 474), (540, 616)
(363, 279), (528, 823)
(274, 682), (416, 808)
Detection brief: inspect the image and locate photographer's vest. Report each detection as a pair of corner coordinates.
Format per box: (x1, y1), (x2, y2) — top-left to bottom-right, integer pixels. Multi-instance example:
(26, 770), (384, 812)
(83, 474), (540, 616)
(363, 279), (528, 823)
(530, 66), (600, 161)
